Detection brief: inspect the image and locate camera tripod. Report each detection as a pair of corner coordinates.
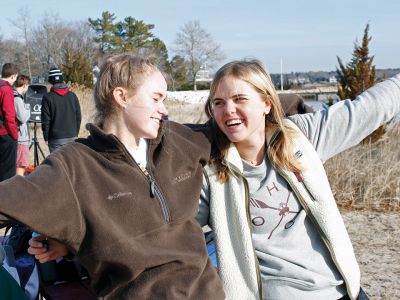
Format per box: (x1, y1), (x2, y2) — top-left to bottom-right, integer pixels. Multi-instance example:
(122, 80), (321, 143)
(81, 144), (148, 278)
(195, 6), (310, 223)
(29, 121), (46, 167)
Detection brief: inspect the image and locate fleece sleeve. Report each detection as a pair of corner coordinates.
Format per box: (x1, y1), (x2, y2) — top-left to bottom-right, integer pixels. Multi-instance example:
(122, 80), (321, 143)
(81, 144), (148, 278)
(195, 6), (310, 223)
(289, 73), (400, 161)
(0, 154), (86, 252)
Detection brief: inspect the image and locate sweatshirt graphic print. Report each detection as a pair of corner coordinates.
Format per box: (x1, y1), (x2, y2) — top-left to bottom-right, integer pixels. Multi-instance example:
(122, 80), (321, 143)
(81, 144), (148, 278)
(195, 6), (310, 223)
(244, 156), (346, 300)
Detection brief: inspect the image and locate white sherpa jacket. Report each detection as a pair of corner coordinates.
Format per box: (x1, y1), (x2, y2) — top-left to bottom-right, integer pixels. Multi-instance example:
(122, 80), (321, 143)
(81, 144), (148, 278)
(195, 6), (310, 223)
(199, 74), (400, 300)
(204, 122), (360, 299)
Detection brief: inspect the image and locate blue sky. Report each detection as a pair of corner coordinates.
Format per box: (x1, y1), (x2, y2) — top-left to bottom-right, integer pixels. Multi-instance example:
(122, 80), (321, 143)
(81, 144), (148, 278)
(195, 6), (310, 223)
(0, 0), (399, 73)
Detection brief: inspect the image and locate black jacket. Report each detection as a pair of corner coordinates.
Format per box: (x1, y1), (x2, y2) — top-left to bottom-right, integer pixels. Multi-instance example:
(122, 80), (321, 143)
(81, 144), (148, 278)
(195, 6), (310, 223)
(41, 83), (81, 141)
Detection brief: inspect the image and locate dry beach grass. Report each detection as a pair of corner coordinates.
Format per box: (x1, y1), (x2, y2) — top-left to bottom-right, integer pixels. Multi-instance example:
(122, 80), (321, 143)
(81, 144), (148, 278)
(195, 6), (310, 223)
(9, 86), (398, 299)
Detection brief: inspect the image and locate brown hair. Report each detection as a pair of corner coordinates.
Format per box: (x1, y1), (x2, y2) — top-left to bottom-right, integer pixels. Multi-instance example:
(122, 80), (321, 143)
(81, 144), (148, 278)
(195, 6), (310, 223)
(1, 63), (19, 78)
(93, 54), (158, 126)
(205, 59), (302, 182)
(14, 74), (31, 88)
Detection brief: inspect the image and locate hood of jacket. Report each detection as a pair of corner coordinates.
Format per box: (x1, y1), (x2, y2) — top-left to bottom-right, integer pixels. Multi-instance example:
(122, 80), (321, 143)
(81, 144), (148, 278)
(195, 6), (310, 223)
(50, 83), (69, 96)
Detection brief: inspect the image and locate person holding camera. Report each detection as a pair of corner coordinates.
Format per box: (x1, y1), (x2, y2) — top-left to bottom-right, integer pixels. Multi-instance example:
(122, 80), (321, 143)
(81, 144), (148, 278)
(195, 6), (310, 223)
(41, 65), (81, 153)
(13, 75), (31, 176)
(0, 63), (19, 181)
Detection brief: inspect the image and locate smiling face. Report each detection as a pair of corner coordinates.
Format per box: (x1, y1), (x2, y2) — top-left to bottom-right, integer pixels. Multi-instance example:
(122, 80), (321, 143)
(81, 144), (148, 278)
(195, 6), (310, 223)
(212, 76), (271, 148)
(122, 70), (168, 140)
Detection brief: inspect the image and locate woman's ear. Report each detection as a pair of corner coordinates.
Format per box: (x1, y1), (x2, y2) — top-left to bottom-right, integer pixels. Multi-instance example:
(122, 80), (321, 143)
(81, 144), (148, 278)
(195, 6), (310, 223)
(112, 87), (128, 109)
(264, 96), (272, 115)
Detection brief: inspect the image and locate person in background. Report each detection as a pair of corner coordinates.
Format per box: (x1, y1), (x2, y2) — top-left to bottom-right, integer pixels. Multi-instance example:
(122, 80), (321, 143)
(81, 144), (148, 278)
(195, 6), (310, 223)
(196, 60), (399, 299)
(0, 54), (225, 299)
(14, 75), (31, 176)
(278, 93), (314, 116)
(0, 63), (19, 181)
(41, 65), (81, 153)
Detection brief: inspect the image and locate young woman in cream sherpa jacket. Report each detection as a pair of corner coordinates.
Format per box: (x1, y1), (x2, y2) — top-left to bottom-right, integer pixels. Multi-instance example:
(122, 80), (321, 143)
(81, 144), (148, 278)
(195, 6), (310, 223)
(197, 60), (400, 300)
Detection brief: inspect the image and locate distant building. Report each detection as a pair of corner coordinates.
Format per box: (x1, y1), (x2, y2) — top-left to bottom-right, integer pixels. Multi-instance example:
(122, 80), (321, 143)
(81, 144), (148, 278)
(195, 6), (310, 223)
(195, 65), (212, 83)
(329, 76), (338, 84)
(288, 76), (310, 85)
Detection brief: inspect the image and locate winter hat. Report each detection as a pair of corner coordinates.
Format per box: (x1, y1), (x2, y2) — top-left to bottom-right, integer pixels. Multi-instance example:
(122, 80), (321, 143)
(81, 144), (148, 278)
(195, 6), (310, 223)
(48, 65), (63, 84)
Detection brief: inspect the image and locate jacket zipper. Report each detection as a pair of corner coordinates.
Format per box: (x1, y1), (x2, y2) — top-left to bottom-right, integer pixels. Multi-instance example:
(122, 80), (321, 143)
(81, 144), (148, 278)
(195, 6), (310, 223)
(145, 168), (171, 223)
(267, 136), (351, 298)
(229, 165), (263, 300)
(121, 145), (171, 224)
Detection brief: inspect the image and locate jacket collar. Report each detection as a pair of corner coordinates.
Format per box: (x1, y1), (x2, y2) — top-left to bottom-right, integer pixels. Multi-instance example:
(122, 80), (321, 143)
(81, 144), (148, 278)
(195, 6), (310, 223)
(82, 121), (167, 155)
(226, 144), (244, 173)
(224, 125), (280, 173)
(51, 83), (69, 96)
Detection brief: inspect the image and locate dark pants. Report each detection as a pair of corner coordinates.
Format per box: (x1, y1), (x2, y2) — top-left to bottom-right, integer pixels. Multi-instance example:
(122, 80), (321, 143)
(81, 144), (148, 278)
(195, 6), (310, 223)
(339, 288), (369, 300)
(0, 134), (17, 182)
(48, 137), (76, 153)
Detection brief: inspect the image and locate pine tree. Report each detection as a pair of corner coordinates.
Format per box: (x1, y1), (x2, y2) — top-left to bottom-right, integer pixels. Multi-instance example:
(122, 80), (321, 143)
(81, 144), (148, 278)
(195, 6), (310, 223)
(63, 49), (93, 88)
(337, 24), (376, 100)
(337, 24), (384, 143)
(88, 11), (118, 55)
(115, 17), (155, 53)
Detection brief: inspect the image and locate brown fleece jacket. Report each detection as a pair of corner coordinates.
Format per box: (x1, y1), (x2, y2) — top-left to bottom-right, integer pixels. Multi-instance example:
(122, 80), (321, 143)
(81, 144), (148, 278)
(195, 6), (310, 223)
(0, 121), (225, 299)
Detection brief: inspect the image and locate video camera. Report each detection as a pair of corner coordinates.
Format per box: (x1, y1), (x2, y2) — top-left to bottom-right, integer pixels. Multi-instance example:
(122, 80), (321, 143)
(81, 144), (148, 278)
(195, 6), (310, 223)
(24, 84), (48, 123)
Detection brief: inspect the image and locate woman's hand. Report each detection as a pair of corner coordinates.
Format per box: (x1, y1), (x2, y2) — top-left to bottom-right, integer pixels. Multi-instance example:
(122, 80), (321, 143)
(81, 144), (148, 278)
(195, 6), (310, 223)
(28, 235), (69, 263)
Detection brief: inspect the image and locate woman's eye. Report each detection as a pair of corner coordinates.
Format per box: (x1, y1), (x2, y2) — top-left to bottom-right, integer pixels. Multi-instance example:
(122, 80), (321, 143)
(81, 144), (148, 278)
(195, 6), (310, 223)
(213, 100), (223, 106)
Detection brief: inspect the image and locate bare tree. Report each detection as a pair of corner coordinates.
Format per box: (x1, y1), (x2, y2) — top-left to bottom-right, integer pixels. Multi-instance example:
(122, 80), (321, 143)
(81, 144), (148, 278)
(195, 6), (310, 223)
(29, 12), (72, 77)
(173, 20), (224, 90)
(62, 21), (97, 86)
(10, 7), (33, 77)
(0, 38), (24, 68)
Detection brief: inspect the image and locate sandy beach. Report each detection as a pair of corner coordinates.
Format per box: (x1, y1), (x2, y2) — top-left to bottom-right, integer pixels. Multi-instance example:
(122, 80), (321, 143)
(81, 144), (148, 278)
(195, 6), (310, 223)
(342, 211), (400, 299)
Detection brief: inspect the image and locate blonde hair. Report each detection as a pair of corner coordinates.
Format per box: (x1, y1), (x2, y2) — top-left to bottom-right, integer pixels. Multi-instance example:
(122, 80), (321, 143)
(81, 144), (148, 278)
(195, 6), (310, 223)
(94, 54), (158, 126)
(205, 59), (302, 182)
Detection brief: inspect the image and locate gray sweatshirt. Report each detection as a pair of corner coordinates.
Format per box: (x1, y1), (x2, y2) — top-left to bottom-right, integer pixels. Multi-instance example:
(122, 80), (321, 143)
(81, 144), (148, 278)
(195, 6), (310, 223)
(14, 91), (31, 145)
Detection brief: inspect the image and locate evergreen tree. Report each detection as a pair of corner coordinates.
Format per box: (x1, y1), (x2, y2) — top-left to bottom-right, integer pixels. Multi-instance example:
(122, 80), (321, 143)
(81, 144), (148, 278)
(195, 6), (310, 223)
(337, 24), (376, 100)
(88, 11), (118, 55)
(337, 24), (384, 142)
(63, 48), (93, 88)
(115, 17), (155, 53)
(168, 55), (188, 90)
(144, 38), (170, 71)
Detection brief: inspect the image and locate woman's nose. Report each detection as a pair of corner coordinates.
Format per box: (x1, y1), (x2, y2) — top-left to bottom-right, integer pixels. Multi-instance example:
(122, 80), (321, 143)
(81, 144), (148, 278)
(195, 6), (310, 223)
(159, 102), (168, 116)
(224, 100), (236, 114)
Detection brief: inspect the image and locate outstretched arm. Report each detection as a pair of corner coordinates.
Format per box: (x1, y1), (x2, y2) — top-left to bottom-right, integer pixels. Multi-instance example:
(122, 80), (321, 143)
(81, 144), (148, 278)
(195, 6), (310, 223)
(0, 154), (85, 252)
(289, 74), (400, 161)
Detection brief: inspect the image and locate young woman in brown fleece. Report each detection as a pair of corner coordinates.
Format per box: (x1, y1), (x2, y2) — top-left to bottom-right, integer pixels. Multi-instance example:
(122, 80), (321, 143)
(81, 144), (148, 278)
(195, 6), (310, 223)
(0, 54), (225, 299)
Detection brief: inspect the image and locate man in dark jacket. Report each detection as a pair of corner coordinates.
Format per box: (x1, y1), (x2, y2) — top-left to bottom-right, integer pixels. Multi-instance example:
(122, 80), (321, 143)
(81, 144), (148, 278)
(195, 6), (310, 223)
(0, 63), (19, 181)
(41, 65), (81, 153)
